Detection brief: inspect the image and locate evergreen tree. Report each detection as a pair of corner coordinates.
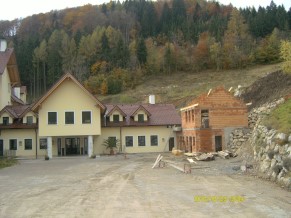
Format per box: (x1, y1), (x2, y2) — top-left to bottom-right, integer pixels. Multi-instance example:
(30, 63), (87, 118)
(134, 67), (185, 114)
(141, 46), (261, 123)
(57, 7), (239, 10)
(136, 37), (147, 65)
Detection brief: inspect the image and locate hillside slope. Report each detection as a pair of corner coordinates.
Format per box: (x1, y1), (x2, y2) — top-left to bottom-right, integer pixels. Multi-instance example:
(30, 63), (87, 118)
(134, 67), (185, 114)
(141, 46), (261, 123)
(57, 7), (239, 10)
(240, 70), (291, 109)
(99, 64), (282, 108)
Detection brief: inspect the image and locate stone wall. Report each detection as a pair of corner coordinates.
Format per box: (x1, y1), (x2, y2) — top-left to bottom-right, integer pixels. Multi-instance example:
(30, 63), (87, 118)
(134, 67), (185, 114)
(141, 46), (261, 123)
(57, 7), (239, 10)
(250, 124), (291, 189)
(227, 98), (291, 190)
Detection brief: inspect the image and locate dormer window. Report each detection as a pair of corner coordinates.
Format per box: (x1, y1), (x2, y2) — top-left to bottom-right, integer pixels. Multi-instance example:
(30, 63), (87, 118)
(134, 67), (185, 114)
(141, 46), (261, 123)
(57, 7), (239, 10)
(138, 114), (144, 122)
(3, 117), (9, 125)
(113, 114), (119, 123)
(27, 116), (33, 125)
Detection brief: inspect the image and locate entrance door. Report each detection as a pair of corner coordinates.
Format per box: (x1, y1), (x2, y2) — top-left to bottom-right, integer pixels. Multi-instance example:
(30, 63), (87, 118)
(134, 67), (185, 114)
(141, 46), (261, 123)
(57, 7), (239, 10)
(57, 138), (62, 156)
(0, 140), (3, 157)
(84, 138), (88, 155)
(65, 138), (80, 155)
(215, 136), (222, 152)
(169, 137), (175, 151)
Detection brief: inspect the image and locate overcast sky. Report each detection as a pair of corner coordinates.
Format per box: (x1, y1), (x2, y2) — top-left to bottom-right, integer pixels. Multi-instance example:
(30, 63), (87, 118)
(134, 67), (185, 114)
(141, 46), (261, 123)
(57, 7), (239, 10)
(1, 0), (290, 21)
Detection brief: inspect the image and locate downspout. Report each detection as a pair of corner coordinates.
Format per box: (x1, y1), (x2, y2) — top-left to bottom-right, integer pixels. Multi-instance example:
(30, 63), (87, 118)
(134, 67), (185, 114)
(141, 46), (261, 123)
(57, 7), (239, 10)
(35, 128), (38, 159)
(119, 126), (122, 153)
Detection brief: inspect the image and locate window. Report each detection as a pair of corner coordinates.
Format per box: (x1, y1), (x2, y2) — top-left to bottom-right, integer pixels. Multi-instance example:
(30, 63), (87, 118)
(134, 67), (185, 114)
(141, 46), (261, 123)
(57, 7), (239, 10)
(82, 111), (91, 124)
(201, 109), (209, 128)
(151, 135), (158, 146)
(65, 111), (74, 124)
(25, 139), (32, 150)
(48, 112), (57, 124)
(40, 138), (47, 149)
(3, 117), (9, 125)
(138, 114), (144, 122)
(113, 114), (119, 123)
(27, 116), (33, 124)
(138, 136), (145, 146)
(9, 139), (17, 150)
(125, 136), (133, 147)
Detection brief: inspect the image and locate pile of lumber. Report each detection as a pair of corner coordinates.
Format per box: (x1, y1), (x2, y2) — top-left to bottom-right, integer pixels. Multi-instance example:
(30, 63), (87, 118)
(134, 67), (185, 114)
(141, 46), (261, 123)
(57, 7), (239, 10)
(195, 153), (215, 161)
(184, 150), (237, 161)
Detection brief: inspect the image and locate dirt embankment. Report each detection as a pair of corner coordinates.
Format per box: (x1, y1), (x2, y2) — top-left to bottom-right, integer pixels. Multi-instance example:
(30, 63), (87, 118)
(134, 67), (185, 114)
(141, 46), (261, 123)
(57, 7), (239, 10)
(240, 70), (291, 109)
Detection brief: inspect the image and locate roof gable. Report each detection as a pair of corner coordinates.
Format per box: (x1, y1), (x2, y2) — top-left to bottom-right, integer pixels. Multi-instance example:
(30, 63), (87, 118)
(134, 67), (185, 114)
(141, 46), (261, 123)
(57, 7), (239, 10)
(32, 73), (105, 112)
(0, 105), (31, 118)
(106, 105), (127, 117)
(131, 105), (151, 117)
(188, 86), (246, 109)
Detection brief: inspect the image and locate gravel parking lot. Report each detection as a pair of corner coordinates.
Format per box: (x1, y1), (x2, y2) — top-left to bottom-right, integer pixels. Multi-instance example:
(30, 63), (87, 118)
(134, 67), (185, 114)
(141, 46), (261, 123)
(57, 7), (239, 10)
(0, 153), (290, 218)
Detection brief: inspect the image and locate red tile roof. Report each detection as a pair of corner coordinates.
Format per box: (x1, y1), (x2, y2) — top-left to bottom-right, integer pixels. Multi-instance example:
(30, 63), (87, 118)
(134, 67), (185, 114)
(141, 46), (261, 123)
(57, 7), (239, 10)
(0, 105), (37, 129)
(0, 105), (31, 118)
(104, 104), (181, 127)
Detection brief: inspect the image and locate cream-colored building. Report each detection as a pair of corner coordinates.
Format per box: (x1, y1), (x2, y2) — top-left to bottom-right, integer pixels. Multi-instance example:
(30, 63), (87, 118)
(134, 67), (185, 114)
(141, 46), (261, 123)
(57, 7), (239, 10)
(0, 40), (181, 159)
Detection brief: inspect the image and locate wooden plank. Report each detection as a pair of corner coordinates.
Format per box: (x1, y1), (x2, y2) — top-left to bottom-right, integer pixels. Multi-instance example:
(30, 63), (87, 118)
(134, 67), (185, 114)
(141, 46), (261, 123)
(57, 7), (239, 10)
(187, 158), (197, 164)
(152, 155), (163, 169)
(152, 154), (161, 169)
(168, 163), (185, 172)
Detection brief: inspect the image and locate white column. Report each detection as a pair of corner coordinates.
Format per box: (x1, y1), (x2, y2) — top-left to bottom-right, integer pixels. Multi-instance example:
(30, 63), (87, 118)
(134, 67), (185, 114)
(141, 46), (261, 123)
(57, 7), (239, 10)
(47, 137), (52, 159)
(88, 135), (93, 157)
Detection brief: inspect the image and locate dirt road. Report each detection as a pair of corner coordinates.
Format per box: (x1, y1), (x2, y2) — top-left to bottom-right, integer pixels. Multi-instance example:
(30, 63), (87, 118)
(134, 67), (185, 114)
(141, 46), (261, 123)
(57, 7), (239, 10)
(0, 154), (290, 218)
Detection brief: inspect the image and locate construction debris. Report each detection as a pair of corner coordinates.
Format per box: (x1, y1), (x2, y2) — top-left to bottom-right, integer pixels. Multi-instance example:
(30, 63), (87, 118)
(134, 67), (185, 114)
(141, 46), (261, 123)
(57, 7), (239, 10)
(218, 151), (230, 159)
(184, 150), (237, 161)
(195, 153), (215, 161)
(172, 148), (183, 156)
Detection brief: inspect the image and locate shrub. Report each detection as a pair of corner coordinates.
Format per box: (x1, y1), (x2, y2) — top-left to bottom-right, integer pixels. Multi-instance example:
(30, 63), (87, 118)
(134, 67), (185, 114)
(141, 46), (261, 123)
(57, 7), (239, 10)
(0, 158), (18, 169)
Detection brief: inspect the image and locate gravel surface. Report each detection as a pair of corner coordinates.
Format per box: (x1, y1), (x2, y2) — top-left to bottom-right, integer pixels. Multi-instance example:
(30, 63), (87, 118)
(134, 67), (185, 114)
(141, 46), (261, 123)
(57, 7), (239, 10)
(0, 153), (290, 218)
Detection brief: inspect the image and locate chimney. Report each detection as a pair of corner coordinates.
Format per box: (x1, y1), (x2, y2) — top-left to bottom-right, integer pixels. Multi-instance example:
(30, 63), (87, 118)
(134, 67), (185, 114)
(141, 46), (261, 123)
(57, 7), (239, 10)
(13, 87), (21, 99)
(0, 39), (7, 52)
(149, 95), (155, 104)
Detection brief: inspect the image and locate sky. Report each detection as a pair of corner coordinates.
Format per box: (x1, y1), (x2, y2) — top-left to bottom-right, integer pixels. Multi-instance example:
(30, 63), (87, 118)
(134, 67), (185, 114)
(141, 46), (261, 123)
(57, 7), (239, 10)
(0, 0), (291, 21)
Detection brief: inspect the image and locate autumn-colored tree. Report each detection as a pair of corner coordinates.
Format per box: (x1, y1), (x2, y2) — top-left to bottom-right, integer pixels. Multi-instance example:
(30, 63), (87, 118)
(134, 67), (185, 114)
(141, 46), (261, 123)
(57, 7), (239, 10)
(280, 40), (291, 73)
(100, 80), (108, 95)
(254, 28), (281, 64)
(193, 32), (210, 70)
(222, 8), (252, 69)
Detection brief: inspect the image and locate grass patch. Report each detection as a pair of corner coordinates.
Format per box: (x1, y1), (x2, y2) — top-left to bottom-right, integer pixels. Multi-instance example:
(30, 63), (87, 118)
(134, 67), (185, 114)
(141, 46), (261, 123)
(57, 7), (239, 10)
(0, 158), (18, 169)
(263, 99), (291, 134)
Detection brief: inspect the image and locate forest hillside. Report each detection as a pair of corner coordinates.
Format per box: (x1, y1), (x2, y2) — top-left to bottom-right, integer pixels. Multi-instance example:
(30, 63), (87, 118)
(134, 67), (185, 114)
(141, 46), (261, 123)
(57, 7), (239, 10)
(0, 0), (290, 103)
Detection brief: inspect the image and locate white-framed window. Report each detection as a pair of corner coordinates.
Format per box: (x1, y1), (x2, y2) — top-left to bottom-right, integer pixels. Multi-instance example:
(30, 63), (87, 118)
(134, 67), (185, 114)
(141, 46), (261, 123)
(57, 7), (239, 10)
(3, 117), (9, 125)
(151, 135), (158, 146)
(125, 136), (133, 147)
(65, 111), (74, 124)
(9, 139), (17, 150)
(27, 116), (33, 124)
(40, 138), (47, 149)
(48, 112), (57, 124)
(82, 111), (91, 124)
(138, 136), (145, 146)
(113, 114), (119, 123)
(24, 139), (32, 150)
(138, 114), (144, 122)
